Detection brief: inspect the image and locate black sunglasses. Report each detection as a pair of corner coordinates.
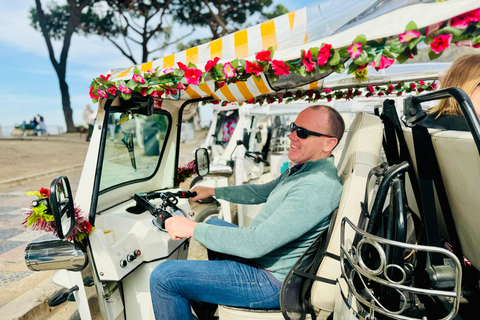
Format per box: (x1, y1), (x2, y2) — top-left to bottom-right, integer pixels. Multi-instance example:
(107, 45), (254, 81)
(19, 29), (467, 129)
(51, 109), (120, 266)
(289, 122), (334, 139)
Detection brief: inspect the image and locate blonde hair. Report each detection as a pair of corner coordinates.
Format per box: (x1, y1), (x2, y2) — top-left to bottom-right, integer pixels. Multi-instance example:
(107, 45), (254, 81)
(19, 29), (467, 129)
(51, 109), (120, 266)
(429, 53), (480, 117)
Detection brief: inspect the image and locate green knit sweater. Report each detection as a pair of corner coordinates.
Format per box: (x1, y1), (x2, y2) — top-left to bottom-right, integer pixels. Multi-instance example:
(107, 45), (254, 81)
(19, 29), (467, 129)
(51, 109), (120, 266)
(193, 156), (343, 282)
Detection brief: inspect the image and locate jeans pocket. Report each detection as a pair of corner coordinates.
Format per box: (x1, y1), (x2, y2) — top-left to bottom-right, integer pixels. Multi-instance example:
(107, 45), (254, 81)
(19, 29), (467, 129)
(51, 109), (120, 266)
(248, 287), (281, 309)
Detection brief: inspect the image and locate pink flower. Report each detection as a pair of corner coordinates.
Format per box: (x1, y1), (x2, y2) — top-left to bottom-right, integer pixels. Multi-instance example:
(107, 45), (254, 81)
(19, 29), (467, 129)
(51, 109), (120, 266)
(140, 87), (148, 96)
(399, 30), (420, 43)
(151, 91), (164, 97)
(184, 68), (203, 85)
(163, 68), (174, 74)
(165, 87), (177, 95)
(367, 85), (375, 94)
(118, 84), (132, 94)
(419, 81), (425, 85)
(302, 50), (316, 72)
(348, 42), (362, 59)
(146, 69), (156, 74)
(106, 87), (117, 95)
(271, 60), (290, 76)
(431, 83), (438, 90)
(97, 89), (108, 98)
(318, 44), (332, 66)
(370, 56), (395, 71)
(255, 50), (272, 62)
(205, 57), (220, 72)
(245, 61), (263, 76)
(451, 9), (480, 29)
(324, 88), (332, 94)
(177, 83), (187, 90)
(217, 81), (226, 88)
(89, 86), (99, 99)
(100, 74), (110, 81)
(430, 34), (452, 54)
(222, 62), (235, 78)
(177, 62), (188, 71)
(455, 40), (473, 47)
(426, 21), (444, 35)
(132, 74), (145, 83)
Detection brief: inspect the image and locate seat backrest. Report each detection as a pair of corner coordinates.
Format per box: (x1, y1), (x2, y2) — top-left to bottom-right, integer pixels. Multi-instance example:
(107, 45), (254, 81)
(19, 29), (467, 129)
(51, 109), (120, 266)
(310, 112), (383, 318)
(430, 130), (480, 270)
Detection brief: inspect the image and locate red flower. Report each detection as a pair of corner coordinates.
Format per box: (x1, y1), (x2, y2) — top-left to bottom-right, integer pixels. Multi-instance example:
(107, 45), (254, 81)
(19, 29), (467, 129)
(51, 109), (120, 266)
(268, 96), (276, 104)
(387, 85), (394, 94)
(140, 87), (148, 96)
(296, 93), (303, 99)
(306, 90), (314, 98)
(357, 63), (368, 71)
(397, 92), (403, 96)
(430, 83), (438, 90)
(205, 57), (220, 72)
(377, 92), (384, 97)
(177, 62), (188, 71)
(327, 96), (332, 102)
(211, 100), (221, 105)
(346, 89), (353, 100)
(324, 88), (332, 94)
(106, 87), (117, 95)
(410, 83), (417, 90)
(450, 9), (480, 29)
(367, 85), (375, 94)
(247, 98), (255, 104)
(164, 87), (177, 95)
(430, 34), (452, 54)
(302, 50), (316, 72)
(151, 90), (164, 97)
(184, 68), (203, 85)
(217, 81), (226, 88)
(39, 187), (50, 198)
(89, 86), (99, 99)
(255, 49), (272, 62)
(245, 61), (263, 77)
(370, 56), (395, 71)
(317, 44), (332, 66)
(271, 60), (290, 76)
(100, 74), (110, 81)
(418, 88), (425, 93)
(336, 92), (344, 99)
(97, 89), (108, 98)
(419, 81), (425, 85)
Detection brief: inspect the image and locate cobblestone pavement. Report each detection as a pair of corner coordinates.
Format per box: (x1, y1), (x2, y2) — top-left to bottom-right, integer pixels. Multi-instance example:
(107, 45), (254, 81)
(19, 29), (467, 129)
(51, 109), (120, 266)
(0, 169), (82, 311)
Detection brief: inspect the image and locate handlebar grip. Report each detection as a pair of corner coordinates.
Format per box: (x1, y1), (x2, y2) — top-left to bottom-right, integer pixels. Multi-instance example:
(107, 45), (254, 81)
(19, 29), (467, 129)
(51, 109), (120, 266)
(175, 191), (197, 198)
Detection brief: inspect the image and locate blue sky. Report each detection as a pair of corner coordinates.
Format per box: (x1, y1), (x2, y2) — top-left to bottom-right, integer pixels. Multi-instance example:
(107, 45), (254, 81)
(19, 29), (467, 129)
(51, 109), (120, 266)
(0, 0), (318, 134)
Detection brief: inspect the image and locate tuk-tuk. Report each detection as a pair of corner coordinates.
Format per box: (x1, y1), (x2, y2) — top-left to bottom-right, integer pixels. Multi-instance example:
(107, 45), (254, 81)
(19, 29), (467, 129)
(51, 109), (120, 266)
(23, 0), (480, 319)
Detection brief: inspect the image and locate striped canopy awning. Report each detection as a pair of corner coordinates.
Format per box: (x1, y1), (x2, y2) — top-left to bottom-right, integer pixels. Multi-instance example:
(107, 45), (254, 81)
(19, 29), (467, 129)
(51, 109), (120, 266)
(106, 0), (480, 103)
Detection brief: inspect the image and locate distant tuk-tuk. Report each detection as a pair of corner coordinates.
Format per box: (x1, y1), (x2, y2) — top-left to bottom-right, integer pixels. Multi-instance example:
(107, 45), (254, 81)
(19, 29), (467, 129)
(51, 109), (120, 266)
(24, 1), (480, 319)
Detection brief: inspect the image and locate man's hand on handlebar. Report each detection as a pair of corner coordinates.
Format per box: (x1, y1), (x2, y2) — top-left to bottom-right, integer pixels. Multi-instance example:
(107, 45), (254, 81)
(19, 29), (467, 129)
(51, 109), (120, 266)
(189, 186), (215, 202)
(165, 216), (198, 240)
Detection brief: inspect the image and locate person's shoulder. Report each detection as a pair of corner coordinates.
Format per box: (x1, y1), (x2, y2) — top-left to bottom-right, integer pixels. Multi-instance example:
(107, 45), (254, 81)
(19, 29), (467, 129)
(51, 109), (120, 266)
(423, 112), (469, 131)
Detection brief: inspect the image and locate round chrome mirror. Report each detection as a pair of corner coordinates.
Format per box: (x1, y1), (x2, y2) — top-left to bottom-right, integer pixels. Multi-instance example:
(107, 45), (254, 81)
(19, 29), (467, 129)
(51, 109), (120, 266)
(49, 176), (75, 239)
(195, 148), (210, 177)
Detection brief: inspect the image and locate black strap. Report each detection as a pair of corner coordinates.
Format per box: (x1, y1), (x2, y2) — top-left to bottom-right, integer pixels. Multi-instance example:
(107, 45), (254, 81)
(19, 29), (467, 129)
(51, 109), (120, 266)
(292, 271), (337, 285)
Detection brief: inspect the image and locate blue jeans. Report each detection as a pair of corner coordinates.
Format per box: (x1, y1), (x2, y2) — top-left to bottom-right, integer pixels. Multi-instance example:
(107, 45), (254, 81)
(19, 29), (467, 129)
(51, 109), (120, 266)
(150, 218), (282, 320)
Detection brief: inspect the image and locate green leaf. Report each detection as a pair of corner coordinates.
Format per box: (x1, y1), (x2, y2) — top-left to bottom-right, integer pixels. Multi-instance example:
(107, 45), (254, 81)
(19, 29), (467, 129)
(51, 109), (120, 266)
(230, 58), (239, 69)
(381, 48), (396, 59)
(389, 39), (408, 54)
(396, 49), (411, 64)
(338, 47), (350, 59)
(439, 26), (463, 37)
(215, 64), (225, 78)
(408, 36), (422, 50)
(309, 47), (319, 60)
(347, 62), (358, 75)
(127, 79), (138, 90)
(423, 35), (434, 45)
(294, 65), (307, 77)
(133, 66), (141, 75)
(372, 52), (382, 68)
(187, 62), (197, 69)
(239, 59), (247, 67)
(252, 75), (262, 82)
(367, 38), (386, 48)
(354, 50), (368, 65)
(405, 21), (418, 32)
(333, 63), (345, 74)
(428, 50), (443, 60)
(328, 51), (341, 66)
(267, 46), (275, 58)
(121, 92), (131, 100)
(353, 34), (367, 46)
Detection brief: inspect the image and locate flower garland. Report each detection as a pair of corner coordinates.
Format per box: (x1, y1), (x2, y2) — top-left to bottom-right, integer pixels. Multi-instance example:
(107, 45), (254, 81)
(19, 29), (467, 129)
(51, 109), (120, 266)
(176, 160), (198, 185)
(206, 80), (438, 106)
(23, 188), (95, 243)
(89, 9), (480, 104)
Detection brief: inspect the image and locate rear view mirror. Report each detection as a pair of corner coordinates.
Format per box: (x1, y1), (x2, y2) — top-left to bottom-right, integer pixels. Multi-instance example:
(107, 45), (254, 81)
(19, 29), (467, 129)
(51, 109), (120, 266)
(49, 176), (75, 239)
(195, 148), (210, 177)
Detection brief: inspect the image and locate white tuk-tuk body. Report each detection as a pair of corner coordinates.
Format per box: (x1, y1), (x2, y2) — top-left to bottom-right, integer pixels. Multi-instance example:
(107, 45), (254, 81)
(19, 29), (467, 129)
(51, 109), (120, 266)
(24, 0), (480, 319)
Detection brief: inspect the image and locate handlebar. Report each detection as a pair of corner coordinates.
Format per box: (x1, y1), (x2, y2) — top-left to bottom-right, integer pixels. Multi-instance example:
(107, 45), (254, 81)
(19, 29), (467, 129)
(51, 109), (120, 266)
(245, 151), (270, 165)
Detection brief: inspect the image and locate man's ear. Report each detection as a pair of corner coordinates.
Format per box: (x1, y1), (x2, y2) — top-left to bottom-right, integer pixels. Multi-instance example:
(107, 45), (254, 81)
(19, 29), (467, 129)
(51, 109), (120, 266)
(323, 138), (338, 153)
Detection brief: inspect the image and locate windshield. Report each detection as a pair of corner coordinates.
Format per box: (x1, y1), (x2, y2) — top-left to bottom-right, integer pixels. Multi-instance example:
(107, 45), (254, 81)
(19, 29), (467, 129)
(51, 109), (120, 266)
(100, 109), (170, 191)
